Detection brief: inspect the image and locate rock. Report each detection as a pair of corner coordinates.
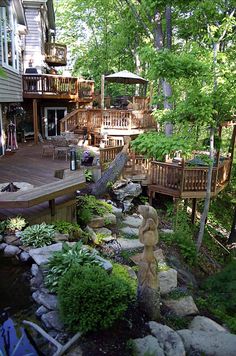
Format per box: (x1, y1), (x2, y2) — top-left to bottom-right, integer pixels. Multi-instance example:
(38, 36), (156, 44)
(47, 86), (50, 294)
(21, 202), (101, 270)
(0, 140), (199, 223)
(120, 226), (139, 237)
(41, 311), (64, 331)
(163, 296), (199, 317)
(0, 234), (3, 243)
(4, 245), (21, 257)
(30, 270), (44, 290)
(177, 330), (236, 356)
(167, 255), (198, 288)
(4, 235), (21, 246)
(149, 321), (186, 356)
(32, 290), (58, 310)
(122, 215), (142, 228)
(88, 216), (105, 228)
(95, 255), (113, 272)
(189, 316), (229, 333)
(94, 227), (112, 237)
(35, 305), (48, 317)
(132, 335), (165, 356)
(161, 229), (174, 234)
(0, 243), (7, 251)
(31, 264), (39, 277)
(113, 182), (142, 201)
(123, 199), (134, 212)
(154, 249), (165, 263)
(65, 346), (83, 355)
(85, 226), (97, 243)
(118, 238), (143, 250)
(103, 213), (117, 225)
(159, 268), (177, 295)
(123, 265), (138, 281)
(111, 205), (123, 218)
(29, 243), (63, 266)
(19, 251), (31, 262)
(53, 232), (69, 242)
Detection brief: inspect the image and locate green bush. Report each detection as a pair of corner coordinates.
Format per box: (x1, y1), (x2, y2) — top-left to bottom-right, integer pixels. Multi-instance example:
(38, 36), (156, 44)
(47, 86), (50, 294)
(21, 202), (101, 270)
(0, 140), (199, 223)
(58, 264), (136, 333)
(0, 220), (7, 234)
(21, 223), (55, 247)
(53, 220), (82, 240)
(77, 195), (112, 226)
(45, 241), (102, 292)
(201, 260), (236, 332)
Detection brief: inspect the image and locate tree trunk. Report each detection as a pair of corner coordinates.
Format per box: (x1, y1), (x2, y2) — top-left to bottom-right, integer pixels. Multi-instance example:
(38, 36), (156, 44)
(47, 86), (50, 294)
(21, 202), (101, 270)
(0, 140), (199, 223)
(228, 205), (236, 245)
(196, 127), (215, 251)
(91, 141), (130, 197)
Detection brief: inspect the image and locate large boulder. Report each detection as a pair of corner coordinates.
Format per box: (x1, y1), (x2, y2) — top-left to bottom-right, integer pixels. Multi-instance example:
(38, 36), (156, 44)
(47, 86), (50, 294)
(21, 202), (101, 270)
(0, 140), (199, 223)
(118, 238), (143, 250)
(32, 290), (58, 310)
(149, 321), (185, 356)
(159, 268), (178, 295)
(41, 311), (64, 331)
(4, 245), (21, 257)
(120, 226), (139, 237)
(189, 316), (229, 333)
(113, 181), (142, 201)
(29, 243), (63, 266)
(122, 215), (142, 228)
(163, 296), (199, 317)
(4, 235), (22, 246)
(178, 330), (236, 356)
(132, 335), (165, 356)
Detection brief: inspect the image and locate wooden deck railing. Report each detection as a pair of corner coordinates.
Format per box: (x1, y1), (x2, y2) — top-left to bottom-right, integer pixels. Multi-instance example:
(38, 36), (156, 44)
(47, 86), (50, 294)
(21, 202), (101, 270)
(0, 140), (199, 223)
(23, 75), (94, 100)
(45, 43), (67, 66)
(100, 146), (124, 170)
(60, 108), (156, 133)
(150, 159), (232, 197)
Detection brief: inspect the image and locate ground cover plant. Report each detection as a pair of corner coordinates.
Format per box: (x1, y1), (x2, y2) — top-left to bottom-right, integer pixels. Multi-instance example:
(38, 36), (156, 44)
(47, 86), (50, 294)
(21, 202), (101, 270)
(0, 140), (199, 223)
(20, 223), (55, 247)
(198, 260), (236, 333)
(77, 195), (112, 226)
(45, 241), (102, 292)
(58, 263), (136, 333)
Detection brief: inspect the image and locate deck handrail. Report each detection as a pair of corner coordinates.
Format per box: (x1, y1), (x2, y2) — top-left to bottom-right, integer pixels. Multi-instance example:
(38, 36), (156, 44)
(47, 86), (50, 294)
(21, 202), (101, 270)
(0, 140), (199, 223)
(23, 75), (94, 100)
(60, 108), (156, 134)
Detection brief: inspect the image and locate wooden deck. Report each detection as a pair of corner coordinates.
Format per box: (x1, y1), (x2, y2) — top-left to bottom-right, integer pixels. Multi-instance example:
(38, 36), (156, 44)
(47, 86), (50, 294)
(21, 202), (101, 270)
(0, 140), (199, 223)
(0, 143), (69, 186)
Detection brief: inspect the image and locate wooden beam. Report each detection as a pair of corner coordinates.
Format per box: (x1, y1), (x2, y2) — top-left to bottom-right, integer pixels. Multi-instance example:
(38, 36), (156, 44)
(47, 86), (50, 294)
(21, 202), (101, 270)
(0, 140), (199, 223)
(191, 198), (197, 224)
(101, 74), (105, 109)
(33, 99), (38, 144)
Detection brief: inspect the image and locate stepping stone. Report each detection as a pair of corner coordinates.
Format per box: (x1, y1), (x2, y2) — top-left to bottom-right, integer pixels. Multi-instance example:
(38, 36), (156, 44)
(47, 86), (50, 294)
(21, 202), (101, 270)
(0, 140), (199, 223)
(120, 226), (139, 237)
(117, 238), (143, 250)
(122, 215), (142, 228)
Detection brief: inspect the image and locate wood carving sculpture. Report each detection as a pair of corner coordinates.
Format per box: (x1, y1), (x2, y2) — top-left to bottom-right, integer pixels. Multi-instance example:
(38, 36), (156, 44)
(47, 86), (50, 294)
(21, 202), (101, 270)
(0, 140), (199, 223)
(137, 205), (160, 320)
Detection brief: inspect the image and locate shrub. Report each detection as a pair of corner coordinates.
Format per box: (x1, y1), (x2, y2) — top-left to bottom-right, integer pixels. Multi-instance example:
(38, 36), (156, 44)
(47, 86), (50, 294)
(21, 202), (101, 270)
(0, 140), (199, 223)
(45, 241), (102, 292)
(200, 260), (236, 332)
(58, 264), (136, 333)
(21, 223), (55, 247)
(53, 220), (82, 238)
(0, 220), (7, 234)
(6, 216), (27, 232)
(77, 195), (112, 226)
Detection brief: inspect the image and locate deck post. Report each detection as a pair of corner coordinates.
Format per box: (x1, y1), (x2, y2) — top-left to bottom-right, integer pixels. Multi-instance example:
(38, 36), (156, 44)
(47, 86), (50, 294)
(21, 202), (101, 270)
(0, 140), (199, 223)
(228, 124), (236, 179)
(101, 75), (105, 109)
(214, 125), (222, 194)
(33, 99), (38, 145)
(49, 199), (55, 216)
(191, 198), (197, 224)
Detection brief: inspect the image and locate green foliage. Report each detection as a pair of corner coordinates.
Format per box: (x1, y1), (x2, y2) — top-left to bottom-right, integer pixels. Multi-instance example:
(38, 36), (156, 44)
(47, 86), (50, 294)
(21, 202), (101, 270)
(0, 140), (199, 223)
(6, 216), (27, 232)
(58, 264), (136, 333)
(53, 220), (81, 235)
(139, 195), (149, 205)
(21, 223), (55, 247)
(84, 169), (94, 182)
(131, 131), (194, 161)
(77, 195), (112, 226)
(0, 220), (7, 234)
(199, 260), (236, 332)
(45, 241), (102, 293)
(166, 287), (190, 300)
(112, 263), (137, 296)
(161, 210), (197, 265)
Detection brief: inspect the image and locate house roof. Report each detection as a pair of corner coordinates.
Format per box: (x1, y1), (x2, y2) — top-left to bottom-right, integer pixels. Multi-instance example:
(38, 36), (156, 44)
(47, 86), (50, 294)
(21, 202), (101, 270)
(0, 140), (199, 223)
(105, 70), (148, 84)
(13, 0), (27, 26)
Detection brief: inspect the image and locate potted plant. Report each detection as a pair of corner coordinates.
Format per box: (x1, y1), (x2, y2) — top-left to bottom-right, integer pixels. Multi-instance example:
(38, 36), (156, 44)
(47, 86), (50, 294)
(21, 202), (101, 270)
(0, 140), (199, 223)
(81, 150), (95, 166)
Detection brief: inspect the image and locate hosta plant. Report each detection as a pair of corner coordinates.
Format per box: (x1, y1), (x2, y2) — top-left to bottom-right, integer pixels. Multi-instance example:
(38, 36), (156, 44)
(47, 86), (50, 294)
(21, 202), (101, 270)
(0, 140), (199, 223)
(6, 216), (27, 232)
(45, 241), (102, 292)
(21, 223), (55, 247)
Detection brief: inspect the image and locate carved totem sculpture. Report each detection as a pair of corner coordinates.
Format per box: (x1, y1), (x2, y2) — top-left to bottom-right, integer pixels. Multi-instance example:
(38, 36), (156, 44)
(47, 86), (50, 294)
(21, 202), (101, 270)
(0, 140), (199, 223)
(137, 205), (160, 320)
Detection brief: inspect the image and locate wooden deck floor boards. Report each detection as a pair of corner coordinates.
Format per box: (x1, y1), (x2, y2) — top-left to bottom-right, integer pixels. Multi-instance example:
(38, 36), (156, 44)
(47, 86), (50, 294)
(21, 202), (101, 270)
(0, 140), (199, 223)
(0, 143), (69, 187)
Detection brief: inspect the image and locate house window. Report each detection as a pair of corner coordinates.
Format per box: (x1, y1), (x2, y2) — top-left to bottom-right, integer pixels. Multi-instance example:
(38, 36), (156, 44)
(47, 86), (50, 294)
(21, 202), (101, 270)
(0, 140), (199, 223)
(0, 5), (19, 72)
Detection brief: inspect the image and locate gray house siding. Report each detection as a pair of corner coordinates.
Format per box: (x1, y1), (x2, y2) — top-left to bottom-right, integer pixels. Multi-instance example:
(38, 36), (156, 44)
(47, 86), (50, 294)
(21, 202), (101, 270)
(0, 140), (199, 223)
(0, 68), (23, 103)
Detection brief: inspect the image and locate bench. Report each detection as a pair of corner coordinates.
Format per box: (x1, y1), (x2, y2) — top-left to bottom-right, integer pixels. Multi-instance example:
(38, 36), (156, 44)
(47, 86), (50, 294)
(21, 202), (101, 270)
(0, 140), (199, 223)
(0, 174), (85, 223)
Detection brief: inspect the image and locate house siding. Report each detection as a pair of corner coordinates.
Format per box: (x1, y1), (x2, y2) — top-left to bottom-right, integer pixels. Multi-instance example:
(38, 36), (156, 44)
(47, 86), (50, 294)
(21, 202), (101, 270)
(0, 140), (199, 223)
(23, 8), (45, 73)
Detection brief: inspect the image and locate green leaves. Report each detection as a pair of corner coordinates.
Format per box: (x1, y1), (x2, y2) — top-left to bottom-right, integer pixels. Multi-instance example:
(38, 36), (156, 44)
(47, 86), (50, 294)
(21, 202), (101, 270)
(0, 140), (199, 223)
(20, 223), (55, 248)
